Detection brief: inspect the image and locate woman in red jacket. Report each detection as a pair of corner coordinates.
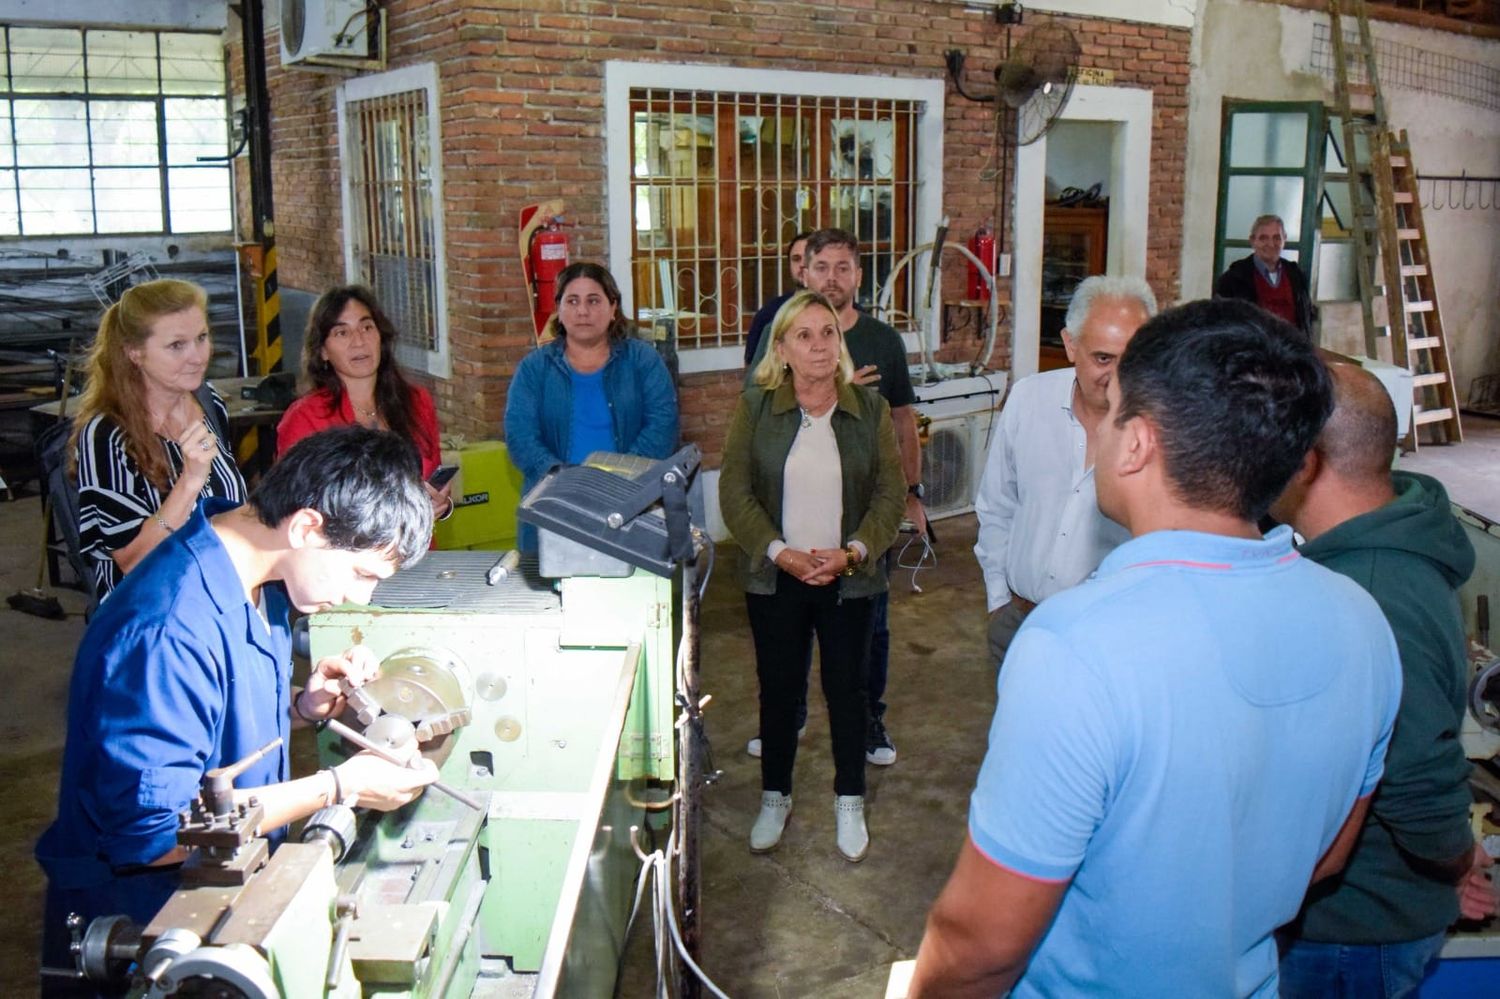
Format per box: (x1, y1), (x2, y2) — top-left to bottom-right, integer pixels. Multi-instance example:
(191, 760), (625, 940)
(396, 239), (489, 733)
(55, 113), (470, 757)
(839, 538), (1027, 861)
(277, 284), (452, 519)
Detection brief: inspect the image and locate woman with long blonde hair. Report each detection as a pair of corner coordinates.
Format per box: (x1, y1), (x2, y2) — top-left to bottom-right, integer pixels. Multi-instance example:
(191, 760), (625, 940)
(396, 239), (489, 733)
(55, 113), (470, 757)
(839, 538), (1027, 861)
(718, 289), (905, 863)
(69, 279), (245, 600)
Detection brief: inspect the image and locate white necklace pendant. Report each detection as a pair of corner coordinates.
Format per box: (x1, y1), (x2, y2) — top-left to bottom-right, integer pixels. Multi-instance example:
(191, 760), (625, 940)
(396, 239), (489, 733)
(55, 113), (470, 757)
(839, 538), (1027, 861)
(800, 410), (812, 429)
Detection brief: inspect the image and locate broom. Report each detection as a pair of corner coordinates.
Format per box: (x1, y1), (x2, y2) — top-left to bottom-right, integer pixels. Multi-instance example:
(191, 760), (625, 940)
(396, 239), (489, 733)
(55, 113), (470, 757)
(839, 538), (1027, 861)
(8, 346), (76, 619)
(8, 509), (67, 619)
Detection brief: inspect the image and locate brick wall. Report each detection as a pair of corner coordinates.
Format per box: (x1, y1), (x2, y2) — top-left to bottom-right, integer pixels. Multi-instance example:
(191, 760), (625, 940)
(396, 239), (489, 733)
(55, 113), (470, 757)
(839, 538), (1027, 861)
(240, 2), (1190, 465)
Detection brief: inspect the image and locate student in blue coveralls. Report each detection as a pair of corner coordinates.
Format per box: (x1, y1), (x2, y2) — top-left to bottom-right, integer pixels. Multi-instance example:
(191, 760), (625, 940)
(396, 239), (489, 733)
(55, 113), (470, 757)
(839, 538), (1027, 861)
(909, 299), (1403, 998)
(37, 426), (440, 997)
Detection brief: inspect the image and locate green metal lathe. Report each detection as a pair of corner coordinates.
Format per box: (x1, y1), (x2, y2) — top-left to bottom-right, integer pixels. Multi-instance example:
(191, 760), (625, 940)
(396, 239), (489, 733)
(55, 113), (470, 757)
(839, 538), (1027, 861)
(63, 448), (712, 998)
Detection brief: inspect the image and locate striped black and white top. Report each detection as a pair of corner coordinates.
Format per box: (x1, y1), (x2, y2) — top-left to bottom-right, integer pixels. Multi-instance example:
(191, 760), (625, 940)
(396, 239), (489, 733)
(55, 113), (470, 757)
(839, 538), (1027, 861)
(75, 386), (247, 601)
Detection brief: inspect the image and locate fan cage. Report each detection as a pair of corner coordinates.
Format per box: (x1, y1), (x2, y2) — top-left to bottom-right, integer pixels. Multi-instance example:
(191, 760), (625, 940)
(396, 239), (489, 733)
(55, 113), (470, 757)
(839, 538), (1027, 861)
(921, 420), (975, 519)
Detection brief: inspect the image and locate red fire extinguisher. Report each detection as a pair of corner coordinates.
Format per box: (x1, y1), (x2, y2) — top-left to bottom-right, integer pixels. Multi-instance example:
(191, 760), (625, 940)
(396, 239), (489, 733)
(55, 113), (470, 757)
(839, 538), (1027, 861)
(967, 222), (996, 301)
(528, 217), (570, 333)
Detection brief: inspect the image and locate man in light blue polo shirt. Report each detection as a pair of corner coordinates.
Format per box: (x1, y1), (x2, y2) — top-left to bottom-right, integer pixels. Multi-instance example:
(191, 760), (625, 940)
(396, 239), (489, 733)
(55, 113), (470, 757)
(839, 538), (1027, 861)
(909, 299), (1402, 998)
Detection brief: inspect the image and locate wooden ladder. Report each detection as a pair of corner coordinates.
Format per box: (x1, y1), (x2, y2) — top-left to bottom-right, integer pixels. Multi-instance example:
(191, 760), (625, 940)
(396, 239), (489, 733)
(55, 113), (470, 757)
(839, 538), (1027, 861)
(1328, 0), (1462, 448)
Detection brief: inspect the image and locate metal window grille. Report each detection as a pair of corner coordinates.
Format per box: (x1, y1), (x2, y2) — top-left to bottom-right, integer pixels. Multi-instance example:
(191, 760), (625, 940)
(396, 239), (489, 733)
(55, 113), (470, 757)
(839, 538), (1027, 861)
(628, 89), (919, 351)
(0, 24), (230, 237)
(1311, 21), (1500, 112)
(344, 87), (441, 362)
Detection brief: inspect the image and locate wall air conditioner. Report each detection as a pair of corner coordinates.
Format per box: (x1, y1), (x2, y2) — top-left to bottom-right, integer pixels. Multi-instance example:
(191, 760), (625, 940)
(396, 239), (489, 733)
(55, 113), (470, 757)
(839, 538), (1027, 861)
(921, 414), (984, 520)
(280, 0), (371, 65)
(913, 370), (1006, 521)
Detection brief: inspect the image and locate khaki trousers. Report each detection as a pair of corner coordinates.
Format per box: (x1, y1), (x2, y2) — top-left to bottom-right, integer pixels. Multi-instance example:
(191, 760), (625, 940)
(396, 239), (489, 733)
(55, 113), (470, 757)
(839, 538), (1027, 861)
(986, 593), (1036, 672)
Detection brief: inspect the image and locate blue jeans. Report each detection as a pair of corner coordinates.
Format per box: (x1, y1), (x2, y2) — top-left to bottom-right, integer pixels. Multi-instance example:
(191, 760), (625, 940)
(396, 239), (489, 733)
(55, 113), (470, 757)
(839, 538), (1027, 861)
(1278, 931), (1447, 999)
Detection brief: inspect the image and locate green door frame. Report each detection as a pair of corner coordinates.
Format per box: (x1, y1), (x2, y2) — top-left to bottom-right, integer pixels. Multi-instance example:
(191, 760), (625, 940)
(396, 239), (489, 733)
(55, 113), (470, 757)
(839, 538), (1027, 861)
(1213, 100), (1328, 283)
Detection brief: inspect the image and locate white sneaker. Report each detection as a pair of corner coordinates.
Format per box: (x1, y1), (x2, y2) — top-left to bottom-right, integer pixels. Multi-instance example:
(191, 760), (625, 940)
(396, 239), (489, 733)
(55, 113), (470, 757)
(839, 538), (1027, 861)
(865, 717), (897, 766)
(834, 795), (868, 862)
(747, 725), (807, 759)
(750, 791), (793, 853)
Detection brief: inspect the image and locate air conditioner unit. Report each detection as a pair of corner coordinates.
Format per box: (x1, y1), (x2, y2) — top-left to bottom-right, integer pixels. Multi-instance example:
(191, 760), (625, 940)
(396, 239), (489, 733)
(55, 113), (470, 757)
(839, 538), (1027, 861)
(913, 371), (1006, 521)
(280, 0), (371, 65)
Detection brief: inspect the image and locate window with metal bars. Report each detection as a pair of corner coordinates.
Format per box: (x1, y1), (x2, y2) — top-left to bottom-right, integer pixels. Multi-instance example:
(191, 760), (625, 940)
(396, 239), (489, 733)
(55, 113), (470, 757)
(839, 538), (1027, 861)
(627, 89), (919, 353)
(338, 65), (448, 378)
(0, 25), (230, 237)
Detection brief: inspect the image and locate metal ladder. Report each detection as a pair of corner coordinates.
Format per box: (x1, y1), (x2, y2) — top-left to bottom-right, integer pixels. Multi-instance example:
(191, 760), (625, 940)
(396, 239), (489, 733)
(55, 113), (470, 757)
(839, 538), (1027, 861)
(1328, 0), (1462, 448)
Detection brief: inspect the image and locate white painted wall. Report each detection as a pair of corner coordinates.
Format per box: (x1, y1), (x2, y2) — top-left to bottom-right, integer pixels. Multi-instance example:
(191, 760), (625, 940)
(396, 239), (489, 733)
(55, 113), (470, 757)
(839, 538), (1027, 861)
(0, 0), (226, 30)
(1182, 0), (1500, 398)
(1019, 0), (1196, 29)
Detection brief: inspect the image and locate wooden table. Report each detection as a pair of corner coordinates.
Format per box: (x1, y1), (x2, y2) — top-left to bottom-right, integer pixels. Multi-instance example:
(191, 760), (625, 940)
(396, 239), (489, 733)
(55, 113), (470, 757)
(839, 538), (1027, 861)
(28, 376), (288, 588)
(30, 375), (288, 480)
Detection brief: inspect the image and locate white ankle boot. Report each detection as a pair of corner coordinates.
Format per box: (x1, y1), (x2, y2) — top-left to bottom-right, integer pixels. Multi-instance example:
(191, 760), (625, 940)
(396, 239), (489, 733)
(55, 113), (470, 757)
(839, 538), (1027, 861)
(750, 791), (793, 853)
(835, 795), (868, 862)
(746, 725), (808, 759)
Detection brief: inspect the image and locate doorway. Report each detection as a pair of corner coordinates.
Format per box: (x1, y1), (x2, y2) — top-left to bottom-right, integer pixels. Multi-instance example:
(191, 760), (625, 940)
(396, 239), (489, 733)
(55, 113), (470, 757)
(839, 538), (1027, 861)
(1012, 85), (1152, 380)
(1212, 101), (1327, 289)
(1038, 120), (1116, 370)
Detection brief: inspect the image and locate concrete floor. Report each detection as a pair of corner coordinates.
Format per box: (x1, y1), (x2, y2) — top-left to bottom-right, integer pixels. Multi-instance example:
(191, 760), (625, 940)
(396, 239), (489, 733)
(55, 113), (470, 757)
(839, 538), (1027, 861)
(0, 483), (994, 997)
(683, 523), (993, 997)
(0, 489), (90, 994)
(1399, 412), (1500, 522)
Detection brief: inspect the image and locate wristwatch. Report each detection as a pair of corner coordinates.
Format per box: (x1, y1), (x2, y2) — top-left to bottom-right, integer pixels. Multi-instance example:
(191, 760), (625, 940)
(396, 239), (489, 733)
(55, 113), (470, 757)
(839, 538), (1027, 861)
(908, 482), (925, 499)
(841, 545), (861, 577)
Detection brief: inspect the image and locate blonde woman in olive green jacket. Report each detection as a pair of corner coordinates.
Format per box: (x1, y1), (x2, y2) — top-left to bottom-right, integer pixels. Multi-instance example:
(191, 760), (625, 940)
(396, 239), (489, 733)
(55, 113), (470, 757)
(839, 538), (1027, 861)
(719, 289), (905, 864)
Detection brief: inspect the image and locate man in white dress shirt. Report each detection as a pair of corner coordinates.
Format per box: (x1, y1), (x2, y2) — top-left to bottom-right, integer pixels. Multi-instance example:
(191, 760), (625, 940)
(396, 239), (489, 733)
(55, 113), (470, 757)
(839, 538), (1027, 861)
(974, 275), (1156, 667)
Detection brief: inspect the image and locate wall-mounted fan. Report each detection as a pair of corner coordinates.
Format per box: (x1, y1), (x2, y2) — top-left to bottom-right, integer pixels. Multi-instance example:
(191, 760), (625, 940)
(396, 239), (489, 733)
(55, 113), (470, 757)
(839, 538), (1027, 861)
(997, 18), (1080, 146)
(944, 6), (1083, 271)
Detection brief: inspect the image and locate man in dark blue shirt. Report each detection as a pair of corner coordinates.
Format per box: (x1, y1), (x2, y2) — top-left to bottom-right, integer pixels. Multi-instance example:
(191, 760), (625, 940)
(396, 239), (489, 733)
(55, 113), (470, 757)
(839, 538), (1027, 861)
(743, 230), (811, 366)
(37, 426), (439, 996)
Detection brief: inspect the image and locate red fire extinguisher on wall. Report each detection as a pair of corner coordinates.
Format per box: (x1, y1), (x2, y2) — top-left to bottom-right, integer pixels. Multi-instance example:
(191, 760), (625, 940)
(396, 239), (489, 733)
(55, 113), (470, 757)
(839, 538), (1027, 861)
(967, 222), (996, 302)
(528, 217), (570, 334)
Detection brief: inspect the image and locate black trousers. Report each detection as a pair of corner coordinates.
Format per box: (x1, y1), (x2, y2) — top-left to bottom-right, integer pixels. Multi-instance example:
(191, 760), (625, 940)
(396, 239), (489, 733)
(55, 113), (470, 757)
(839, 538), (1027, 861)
(746, 572), (874, 797)
(41, 869), (179, 998)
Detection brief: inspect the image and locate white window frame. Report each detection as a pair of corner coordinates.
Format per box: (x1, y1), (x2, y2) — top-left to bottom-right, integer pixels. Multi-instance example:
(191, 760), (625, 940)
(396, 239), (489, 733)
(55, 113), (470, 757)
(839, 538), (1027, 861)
(336, 62), (450, 378)
(605, 61), (945, 375)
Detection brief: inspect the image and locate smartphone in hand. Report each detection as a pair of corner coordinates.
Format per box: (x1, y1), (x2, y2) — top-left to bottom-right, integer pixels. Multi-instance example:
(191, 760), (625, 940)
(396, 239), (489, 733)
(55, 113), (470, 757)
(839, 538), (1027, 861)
(428, 464), (460, 489)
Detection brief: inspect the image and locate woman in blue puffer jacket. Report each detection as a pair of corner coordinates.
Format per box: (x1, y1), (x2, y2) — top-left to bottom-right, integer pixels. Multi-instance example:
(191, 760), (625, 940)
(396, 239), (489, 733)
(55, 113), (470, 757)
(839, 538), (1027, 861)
(504, 262), (679, 551)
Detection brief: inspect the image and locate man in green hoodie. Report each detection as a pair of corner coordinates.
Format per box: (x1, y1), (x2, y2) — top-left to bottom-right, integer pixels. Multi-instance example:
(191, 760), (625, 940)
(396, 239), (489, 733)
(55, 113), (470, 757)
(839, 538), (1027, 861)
(1271, 362), (1494, 997)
